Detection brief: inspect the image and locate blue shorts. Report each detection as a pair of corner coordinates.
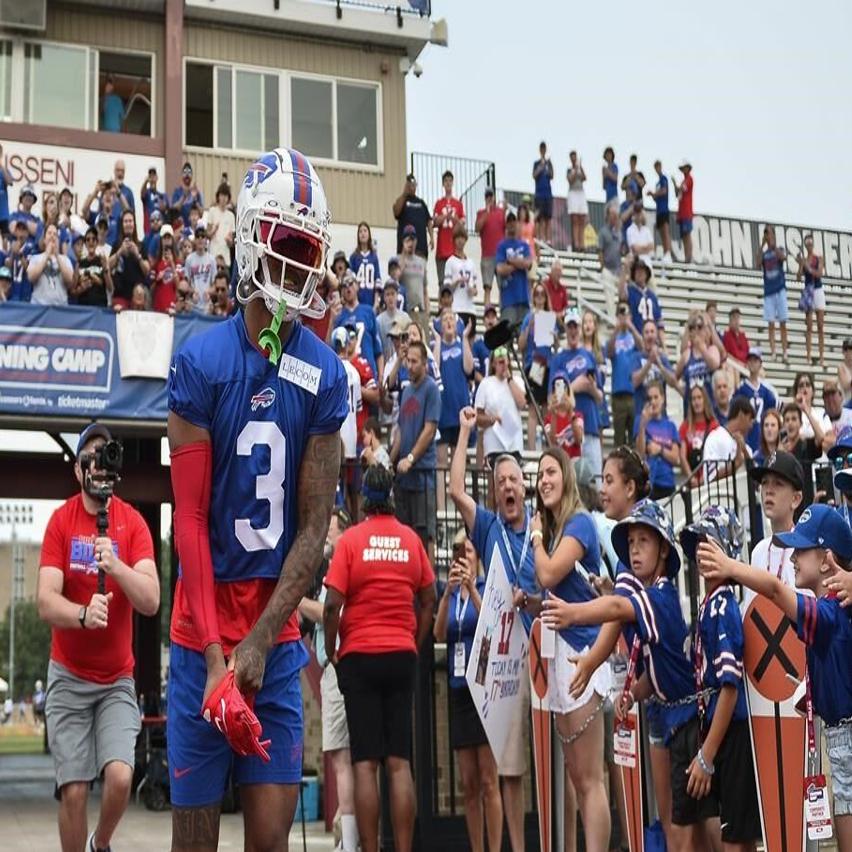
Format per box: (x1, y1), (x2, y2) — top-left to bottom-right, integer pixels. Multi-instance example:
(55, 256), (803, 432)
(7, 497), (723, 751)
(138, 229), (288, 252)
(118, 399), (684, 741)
(535, 195), (553, 220)
(167, 640), (308, 807)
(678, 218), (693, 237)
(763, 288), (789, 323)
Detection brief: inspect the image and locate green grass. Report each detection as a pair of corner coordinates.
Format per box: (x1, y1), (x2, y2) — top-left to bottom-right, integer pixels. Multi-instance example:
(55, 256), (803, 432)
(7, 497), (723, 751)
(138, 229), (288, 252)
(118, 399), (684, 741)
(0, 733), (43, 754)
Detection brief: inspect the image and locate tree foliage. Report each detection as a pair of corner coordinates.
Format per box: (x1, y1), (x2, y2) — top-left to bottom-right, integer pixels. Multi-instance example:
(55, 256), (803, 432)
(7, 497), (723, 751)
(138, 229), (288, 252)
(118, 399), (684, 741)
(0, 600), (51, 701)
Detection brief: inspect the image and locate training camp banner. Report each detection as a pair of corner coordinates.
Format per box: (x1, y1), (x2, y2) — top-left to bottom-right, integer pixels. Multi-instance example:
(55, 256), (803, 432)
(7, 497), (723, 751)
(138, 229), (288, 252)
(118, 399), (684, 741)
(503, 190), (852, 281)
(0, 303), (219, 422)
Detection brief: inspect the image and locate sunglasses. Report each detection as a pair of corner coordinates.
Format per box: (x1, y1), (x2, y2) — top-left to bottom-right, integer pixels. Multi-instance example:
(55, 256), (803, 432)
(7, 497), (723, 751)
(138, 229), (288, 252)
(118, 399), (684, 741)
(832, 453), (852, 471)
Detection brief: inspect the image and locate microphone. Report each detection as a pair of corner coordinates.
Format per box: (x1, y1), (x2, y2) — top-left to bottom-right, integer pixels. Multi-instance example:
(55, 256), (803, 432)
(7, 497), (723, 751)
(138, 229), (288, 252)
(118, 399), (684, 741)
(483, 318), (521, 351)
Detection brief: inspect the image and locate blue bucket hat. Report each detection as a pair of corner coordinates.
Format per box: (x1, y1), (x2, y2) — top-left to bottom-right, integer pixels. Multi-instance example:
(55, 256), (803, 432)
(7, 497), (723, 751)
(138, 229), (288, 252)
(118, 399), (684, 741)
(833, 468), (852, 496)
(773, 503), (852, 561)
(611, 499), (680, 577)
(828, 426), (852, 462)
(679, 505), (744, 564)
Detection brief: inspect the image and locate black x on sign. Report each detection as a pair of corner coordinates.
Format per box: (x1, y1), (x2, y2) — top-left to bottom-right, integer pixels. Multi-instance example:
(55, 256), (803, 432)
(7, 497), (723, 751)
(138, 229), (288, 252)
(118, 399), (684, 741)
(743, 595), (805, 703)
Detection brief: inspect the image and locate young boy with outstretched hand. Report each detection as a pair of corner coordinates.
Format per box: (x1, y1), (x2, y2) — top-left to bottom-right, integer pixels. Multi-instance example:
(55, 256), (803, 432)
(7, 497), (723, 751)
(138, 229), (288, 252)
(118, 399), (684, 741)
(679, 507), (762, 852)
(698, 504), (852, 851)
(542, 499), (716, 852)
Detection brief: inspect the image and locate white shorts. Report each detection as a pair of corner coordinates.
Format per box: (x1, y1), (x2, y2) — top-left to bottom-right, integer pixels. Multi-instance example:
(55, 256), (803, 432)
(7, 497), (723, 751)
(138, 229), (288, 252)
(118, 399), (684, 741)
(567, 190), (589, 216)
(321, 664), (350, 752)
(546, 634), (612, 715)
(497, 674), (529, 777)
(763, 288), (789, 323)
(812, 286), (826, 311)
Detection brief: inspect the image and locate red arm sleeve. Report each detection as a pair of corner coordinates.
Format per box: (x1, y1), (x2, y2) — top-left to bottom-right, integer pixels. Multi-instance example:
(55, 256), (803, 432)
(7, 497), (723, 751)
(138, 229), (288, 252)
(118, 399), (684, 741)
(171, 441), (221, 650)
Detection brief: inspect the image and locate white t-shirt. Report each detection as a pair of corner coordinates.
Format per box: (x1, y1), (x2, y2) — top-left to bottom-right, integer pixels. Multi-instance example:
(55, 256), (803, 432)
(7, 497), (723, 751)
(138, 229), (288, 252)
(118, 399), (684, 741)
(206, 205), (235, 264)
(799, 405), (831, 442)
(340, 359), (362, 459)
(626, 223), (653, 255)
(30, 253), (71, 306)
(702, 425), (752, 481)
(742, 534), (795, 609)
(443, 254), (480, 315)
(474, 375), (524, 456)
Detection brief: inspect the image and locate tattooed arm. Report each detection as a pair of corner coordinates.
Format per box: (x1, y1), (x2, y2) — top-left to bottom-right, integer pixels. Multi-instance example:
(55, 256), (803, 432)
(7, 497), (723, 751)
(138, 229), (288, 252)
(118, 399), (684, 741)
(229, 431), (342, 694)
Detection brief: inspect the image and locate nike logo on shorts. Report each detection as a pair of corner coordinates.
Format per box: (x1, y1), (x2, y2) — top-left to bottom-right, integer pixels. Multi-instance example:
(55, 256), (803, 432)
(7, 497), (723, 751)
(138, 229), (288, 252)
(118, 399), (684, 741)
(174, 767), (193, 778)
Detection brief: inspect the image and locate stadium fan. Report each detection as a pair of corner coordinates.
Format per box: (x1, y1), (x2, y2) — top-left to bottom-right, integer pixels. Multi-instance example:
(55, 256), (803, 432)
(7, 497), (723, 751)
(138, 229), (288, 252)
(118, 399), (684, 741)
(733, 347), (778, 453)
(791, 371), (831, 443)
(28, 223), (73, 306)
(474, 186), (505, 304)
(795, 233), (827, 367)
(323, 465), (436, 852)
(710, 369), (733, 425)
(635, 381), (680, 500)
(541, 259), (569, 316)
(757, 224), (789, 362)
(648, 160), (672, 263)
(108, 210), (149, 310)
(474, 345), (526, 467)
(839, 338), (852, 403)
(432, 170), (465, 284)
(166, 147), (348, 851)
(754, 408), (782, 467)
(11, 183), (42, 241)
(676, 309), (721, 418)
(171, 161), (203, 222)
(184, 226), (217, 312)
(701, 396), (755, 483)
(393, 172), (432, 259)
(140, 166), (168, 236)
(673, 159), (694, 263)
(37, 423), (160, 852)
(0, 143), (10, 235)
(360, 417), (391, 471)
(206, 181), (235, 270)
(433, 532), (502, 852)
(631, 317), (680, 415)
(823, 380), (852, 447)
(333, 270), (384, 380)
(597, 203), (621, 317)
(780, 402), (822, 506)
(544, 372), (584, 459)
(376, 279), (410, 359)
(349, 221), (381, 309)
(625, 205), (654, 260)
(73, 227), (112, 307)
(620, 256), (665, 354)
(398, 224), (428, 333)
(443, 224), (480, 329)
(601, 146), (619, 203)
(722, 307), (750, 363)
(435, 309), (474, 471)
(566, 151), (588, 252)
(533, 141), (555, 242)
(495, 211), (533, 327)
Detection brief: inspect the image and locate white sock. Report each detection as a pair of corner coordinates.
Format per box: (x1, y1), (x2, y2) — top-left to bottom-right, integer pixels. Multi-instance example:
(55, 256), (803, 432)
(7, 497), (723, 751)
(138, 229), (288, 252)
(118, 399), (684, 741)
(340, 814), (359, 851)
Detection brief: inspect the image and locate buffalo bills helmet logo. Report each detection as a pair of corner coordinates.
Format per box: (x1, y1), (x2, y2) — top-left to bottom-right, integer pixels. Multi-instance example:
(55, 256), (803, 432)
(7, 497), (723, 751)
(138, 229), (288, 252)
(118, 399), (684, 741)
(243, 152), (283, 189)
(250, 387), (276, 411)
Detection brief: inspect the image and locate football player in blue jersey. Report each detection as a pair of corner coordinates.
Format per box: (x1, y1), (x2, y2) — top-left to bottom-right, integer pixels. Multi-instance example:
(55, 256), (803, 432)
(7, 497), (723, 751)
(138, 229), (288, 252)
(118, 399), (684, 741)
(166, 147), (348, 851)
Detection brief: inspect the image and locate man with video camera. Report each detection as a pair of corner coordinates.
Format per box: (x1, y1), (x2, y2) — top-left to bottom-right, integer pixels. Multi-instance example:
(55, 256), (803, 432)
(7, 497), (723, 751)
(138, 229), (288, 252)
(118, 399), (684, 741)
(37, 423), (160, 852)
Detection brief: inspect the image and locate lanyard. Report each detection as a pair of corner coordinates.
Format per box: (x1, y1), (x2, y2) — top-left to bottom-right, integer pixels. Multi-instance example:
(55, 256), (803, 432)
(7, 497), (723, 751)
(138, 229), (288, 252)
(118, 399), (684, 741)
(621, 636), (642, 703)
(499, 511), (531, 587)
(454, 588), (471, 645)
(805, 666), (816, 759)
(766, 543), (789, 580)
(693, 600), (708, 738)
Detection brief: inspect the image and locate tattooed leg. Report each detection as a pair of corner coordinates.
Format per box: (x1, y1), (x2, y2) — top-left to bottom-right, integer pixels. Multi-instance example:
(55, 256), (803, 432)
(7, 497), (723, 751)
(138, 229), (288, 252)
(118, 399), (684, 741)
(171, 803), (221, 851)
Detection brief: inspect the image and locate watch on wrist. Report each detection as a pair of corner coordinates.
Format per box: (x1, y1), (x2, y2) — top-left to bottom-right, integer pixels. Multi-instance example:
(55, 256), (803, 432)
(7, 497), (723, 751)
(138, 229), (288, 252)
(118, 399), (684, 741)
(78, 605), (87, 629)
(406, 452), (415, 464)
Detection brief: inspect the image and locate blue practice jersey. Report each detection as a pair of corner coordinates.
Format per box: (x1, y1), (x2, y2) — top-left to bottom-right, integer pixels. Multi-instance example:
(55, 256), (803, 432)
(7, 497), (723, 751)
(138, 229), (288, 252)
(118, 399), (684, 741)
(627, 283), (662, 334)
(550, 347), (600, 436)
(334, 303), (383, 377)
(796, 593), (852, 726)
(697, 584), (749, 724)
(168, 313), (348, 584)
(733, 379), (777, 451)
(349, 250), (381, 307)
(615, 571), (697, 742)
(761, 249), (786, 297)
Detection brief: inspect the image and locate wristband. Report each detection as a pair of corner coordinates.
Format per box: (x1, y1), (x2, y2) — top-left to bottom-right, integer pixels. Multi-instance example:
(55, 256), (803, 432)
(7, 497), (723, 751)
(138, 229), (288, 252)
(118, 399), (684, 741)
(696, 747), (714, 775)
(530, 529), (543, 541)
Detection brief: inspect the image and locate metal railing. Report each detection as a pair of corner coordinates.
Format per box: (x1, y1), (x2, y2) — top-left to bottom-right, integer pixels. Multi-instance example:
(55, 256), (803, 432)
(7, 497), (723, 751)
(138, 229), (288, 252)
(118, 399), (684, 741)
(318, 0), (431, 18)
(409, 152), (496, 238)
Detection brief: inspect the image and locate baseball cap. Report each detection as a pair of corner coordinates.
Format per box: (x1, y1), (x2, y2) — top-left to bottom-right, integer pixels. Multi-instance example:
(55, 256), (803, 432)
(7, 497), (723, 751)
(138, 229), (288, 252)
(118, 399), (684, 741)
(747, 346), (763, 360)
(331, 327), (349, 352)
(564, 306), (581, 326)
(405, 173), (416, 183)
(633, 255), (653, 275)
(76, 423), (112, 458)
(748, 450), (804, 491)
(341, 270), (357, 287)
(484, 186), (494, 197)
(773, 503), (852, 560)
(150, 209), (162, 221)
(383, 277), (399, 292)
(483, 303), (498, 317)
(194, 225), (207, 237)
(678, 158), (692, 170)
(388, 317), (410, 337)
(440, 283), (453, 297)
(332, 250), (348, 268)
(388, 256), (400, 271)
(20, 185), (37, 201)
(160, 224), (174, 238)
(828, 427), (852, 461)
(402, 224), (417, 239)
(835, 468), (852, 496)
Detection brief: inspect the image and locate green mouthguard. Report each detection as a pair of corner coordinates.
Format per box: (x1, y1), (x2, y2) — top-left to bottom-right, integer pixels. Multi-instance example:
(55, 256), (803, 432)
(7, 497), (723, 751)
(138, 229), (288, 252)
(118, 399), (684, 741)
(258, 300), (287, 365)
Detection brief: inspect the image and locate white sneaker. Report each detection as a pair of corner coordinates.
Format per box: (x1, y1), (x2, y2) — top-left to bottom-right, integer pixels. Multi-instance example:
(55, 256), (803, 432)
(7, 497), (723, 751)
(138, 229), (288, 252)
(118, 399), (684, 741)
(87, 831), (112, 852)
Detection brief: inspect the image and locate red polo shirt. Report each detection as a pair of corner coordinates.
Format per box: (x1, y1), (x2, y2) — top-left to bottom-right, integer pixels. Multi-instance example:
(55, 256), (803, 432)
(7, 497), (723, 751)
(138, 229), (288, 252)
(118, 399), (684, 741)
(433, 197), (465, 259)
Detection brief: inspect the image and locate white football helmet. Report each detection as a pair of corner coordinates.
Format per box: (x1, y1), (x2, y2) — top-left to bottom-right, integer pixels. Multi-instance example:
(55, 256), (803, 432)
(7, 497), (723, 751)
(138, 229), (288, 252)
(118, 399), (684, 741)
(235, 148), (331, 319)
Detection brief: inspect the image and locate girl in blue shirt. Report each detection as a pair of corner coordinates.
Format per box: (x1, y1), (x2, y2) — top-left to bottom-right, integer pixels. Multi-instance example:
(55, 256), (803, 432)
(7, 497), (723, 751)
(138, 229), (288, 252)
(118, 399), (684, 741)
(433, 533), (502, 852)
(530, 446), (612, 852)
(635, 382), (680, 500)
(349, 221), (381, 310)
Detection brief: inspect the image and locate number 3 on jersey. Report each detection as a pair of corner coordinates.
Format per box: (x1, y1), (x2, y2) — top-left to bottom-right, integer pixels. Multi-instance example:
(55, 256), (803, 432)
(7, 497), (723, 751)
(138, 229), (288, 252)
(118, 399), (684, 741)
(234, 421), (286, 552)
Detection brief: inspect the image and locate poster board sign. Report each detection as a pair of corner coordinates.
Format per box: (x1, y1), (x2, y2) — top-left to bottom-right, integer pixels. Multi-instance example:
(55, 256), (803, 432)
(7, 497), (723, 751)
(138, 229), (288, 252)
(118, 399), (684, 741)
(466, 548), (529, 764)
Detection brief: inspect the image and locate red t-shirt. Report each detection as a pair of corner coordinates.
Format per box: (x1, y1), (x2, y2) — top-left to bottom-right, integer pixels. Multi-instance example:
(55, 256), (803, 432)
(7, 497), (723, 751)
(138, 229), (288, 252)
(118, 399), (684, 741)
(350, 355), (376, 436)
(545, 410), (583, 458)
(39, 494), (154, 684)
(433, 197), (465, 259)
(152, 259), (182, 313)
(325, 515), (435, 658)
(477, 206), (506, 258)
(722, 328), (749, 363)
(679, 417), (718, 454)
(543, 274), (569, 314)
(678, 174), (694, 221)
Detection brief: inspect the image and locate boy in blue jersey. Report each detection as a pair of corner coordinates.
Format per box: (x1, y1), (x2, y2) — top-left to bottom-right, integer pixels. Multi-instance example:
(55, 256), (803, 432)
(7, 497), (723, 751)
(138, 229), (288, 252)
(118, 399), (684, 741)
(334, 269), (384, 380)
(166, 148), (349, 851)
(542, 500), (717, 851)
(648, 160), (672, 263)
(756, 224), (789, 363)
(494, 212), (532, 328)
(733, 347), (778, 452)
(679, 508), (762, 850)
(699, 504), (852, 849)
(550, 308), (604, 475)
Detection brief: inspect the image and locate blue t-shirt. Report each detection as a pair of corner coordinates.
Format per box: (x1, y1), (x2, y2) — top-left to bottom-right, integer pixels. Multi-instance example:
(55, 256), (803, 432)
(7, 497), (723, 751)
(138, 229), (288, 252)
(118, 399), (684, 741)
(627, 283), (662, 334)
(141, 188), (167, 221)
(349, 250), (381, 307)
(604, 163), (619, 203)
(654, 174), (669, 216)
(10, 211), (43, 244)
(433, 315), (465, 339)
(549, 514), (601, 650)
(697, 585), (749, 724)
(615, 571), (697, 743)
(733, 379), (777, 452)
(533, 159), (553, 198)
(168, 315), (348, 584)
(631, 350), (674, 412)
(520, 311), (554, 371)
(634, 415), (679, 490)
(171, 185), (204, 223)
(796, 593), (852, 725)
(495, 238), (531, 309)
(397, 375), (441, 491)
(101, 92), (124, 132)
(438, 337), (472, 430)
(472, 337), (490, 381)
(761, 249), (786, 297)
(549, 347), (600, 436)
(445, 577), (487, 689)
(470, 505), (538, 634)
(609, 331), (638, 395)
(334, 304), (383, 378)
(0, 167), (9, 221)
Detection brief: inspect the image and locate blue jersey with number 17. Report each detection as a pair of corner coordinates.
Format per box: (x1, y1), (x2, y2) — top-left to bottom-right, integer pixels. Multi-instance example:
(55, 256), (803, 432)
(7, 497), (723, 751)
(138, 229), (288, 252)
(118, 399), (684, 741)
(168, 312), (348, 584)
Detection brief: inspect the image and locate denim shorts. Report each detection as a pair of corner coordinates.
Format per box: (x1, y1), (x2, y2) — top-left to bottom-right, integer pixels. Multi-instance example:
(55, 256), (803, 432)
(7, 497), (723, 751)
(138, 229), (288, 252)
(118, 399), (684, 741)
(763, 289), (789, 323)
(826, 722), (852, 816)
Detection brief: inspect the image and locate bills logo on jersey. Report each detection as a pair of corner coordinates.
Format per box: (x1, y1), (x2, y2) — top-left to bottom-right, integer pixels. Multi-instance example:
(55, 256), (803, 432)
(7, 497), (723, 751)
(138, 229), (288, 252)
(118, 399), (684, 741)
(243, 152), (281, 189)
(250, 387), (276, 411)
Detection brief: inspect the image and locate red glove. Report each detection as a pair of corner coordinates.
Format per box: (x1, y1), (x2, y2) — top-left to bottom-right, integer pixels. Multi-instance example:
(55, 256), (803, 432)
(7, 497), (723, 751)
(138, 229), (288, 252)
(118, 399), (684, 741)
(201, 672), (271, 762)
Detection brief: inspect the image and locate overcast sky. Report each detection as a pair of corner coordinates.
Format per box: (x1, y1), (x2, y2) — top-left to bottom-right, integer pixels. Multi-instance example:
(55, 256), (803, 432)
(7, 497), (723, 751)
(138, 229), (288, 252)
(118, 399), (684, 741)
(407, 0), (851, 230)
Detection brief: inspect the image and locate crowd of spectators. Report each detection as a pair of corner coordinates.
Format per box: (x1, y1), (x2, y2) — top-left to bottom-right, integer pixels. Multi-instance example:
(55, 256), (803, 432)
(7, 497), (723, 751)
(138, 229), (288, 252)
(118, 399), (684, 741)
(0, 155), (234, 317)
